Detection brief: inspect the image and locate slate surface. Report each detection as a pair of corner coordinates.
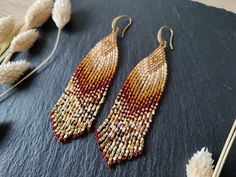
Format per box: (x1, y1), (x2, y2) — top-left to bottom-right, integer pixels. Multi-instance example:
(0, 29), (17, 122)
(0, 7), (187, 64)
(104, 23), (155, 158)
(0, 0), (236, 177)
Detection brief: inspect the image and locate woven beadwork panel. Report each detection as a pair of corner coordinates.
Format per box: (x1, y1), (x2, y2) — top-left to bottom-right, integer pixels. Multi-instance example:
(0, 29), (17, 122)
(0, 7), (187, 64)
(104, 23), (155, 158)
(50, 32), (118, 143)
(96, 46), (167, 166)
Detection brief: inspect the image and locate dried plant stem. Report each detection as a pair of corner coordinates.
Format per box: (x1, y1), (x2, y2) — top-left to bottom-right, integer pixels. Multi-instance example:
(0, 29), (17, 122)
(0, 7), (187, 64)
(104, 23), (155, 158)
(0, 48), (10, 63)
(0, 43), (9, 55)
(212, 119), (236, 177)
(2, 53), (13, 64)
(0, 29), (61, 99)
(19, 24), (28, 33)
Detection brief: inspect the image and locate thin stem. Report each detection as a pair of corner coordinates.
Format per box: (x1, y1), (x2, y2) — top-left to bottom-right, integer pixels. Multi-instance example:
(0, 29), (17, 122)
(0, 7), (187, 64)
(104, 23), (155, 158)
(0, 29), (61, 99)
(212, 119), (236, 177)
(216, 130), (236, 176)
(0, 48), (10, 63)
(0, 43), (9, 57)
(1, 51), (12, 64)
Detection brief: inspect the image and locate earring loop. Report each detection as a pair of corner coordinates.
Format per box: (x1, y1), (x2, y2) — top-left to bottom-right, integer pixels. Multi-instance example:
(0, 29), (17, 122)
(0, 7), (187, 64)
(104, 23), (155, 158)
(157, 26), (174, 50)
(112, 15), (132, 38)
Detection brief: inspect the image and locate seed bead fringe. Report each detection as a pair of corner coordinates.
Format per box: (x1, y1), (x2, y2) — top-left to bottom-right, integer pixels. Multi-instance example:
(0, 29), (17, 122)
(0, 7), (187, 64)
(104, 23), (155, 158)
(96, 46), (167, 167)
(50, 32), (118, 143)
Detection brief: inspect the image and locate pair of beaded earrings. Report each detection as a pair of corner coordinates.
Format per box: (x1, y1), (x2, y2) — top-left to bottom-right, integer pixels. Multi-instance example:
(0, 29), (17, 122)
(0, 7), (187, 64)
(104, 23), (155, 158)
(50, 15), (174, 167)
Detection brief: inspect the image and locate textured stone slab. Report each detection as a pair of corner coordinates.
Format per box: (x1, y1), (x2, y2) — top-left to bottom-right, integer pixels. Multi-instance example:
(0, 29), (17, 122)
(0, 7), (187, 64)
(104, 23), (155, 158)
(0, 0), (235, 177)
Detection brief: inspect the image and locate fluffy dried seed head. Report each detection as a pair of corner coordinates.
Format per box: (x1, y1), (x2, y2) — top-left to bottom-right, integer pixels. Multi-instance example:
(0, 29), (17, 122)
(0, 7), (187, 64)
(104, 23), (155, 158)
(0, 60), (30, 85)
(25, 0), (53, 29)
(52, 0), (71, 29)
(186, 147), (214, 177)
(0, 16), (15, 41)
(10, 29), (39, 53)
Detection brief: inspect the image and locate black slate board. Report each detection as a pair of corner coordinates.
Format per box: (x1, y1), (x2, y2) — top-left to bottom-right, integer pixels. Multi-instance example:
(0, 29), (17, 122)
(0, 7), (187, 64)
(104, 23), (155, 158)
(0, 0), (236, 177)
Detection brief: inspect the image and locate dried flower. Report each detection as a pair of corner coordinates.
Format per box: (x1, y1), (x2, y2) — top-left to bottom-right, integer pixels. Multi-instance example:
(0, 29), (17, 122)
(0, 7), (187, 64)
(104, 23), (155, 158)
(10, 29), (39, 53)
(0, 0), (69, 97)
(0, 16), (15, 41)
(25, 0), (53, 29)
(186, 147), (214, 177)
(52, 0), (71, 29)
(0, 60), (30, 85)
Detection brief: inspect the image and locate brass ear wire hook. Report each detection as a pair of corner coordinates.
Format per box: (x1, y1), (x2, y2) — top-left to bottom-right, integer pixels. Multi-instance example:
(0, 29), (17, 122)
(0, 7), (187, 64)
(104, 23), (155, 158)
(112, 15), (132, 38)
(157, 26), (174, 50)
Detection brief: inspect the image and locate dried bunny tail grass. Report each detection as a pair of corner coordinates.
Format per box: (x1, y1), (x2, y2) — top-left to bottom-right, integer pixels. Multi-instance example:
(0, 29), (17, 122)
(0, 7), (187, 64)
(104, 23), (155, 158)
(10, 29), (39, 53)
(0, 60), (30, 85)
(186, 147), (214, 177)
(0, 19), (22, 62)
(1, 29), (39, 64)
(24, 0), (53, 29)
(52, 0), (71, 29)
(0, 29), (61, 98)
(0, 16), (15, 41)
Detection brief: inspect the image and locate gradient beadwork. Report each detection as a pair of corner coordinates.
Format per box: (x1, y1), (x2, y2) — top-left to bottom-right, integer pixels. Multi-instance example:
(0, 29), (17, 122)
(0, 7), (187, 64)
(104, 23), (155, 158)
(50, 31), (118, 143)
(96, 45), (167, 167)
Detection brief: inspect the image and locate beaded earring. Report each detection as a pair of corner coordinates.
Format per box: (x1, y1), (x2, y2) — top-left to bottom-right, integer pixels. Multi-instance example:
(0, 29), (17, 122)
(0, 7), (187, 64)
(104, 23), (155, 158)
(96, 26), (174, 167)
(50, 15), (132, 143)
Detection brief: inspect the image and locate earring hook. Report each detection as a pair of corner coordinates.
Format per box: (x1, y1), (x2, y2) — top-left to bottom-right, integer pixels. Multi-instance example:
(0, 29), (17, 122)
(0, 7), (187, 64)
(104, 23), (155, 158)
(112, 15), (132, 38)
(157, 26), (174, 50)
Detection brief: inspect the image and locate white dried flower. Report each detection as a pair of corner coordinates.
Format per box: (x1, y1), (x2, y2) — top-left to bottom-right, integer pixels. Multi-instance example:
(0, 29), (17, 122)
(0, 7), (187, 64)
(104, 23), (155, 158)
(0, 60), (30, 85)
(25, 0), (53, 29)
(0, 16), (15, 41)
(52, 0), (71, 29)
(186, 147), (214, 177)
(10, 29), (39, 53)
